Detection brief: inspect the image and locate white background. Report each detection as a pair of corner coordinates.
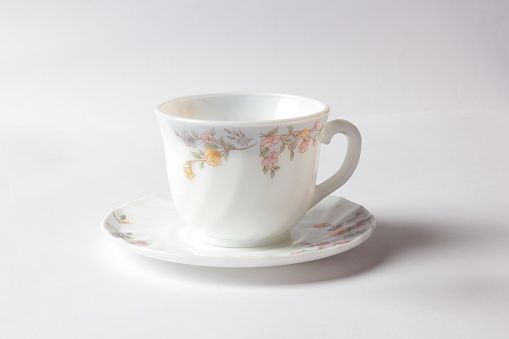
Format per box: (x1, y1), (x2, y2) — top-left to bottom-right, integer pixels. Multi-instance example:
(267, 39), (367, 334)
(1, 0), (509, 338)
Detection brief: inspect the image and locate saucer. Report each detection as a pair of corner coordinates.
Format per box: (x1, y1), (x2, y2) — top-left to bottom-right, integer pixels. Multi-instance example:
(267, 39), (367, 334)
(101, 193), (375, 267)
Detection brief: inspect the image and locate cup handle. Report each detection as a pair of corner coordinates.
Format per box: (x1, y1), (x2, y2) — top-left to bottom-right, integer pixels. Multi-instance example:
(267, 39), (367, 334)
(309, 119), (362, 209)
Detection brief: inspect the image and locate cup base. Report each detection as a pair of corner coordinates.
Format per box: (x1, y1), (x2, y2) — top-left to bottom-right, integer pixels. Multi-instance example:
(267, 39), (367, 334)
(193, 230), (292, 248)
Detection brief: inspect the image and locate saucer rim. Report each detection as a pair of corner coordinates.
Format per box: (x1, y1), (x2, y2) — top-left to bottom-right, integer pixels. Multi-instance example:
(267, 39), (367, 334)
(101, 193), (376, 268)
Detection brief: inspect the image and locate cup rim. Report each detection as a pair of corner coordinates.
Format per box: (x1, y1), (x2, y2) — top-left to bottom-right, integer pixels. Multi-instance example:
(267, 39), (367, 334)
(154, 92), (330, 126)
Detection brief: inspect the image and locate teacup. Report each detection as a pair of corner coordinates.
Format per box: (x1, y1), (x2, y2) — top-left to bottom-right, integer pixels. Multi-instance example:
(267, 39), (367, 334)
(155, 92), (361, 247)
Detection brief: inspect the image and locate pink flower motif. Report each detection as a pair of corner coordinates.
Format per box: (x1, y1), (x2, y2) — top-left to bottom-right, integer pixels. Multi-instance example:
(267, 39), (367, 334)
(134, 240), (149, 246)
(262, 151), (279, 170)
(314, 121), (320, 129)
(298, 139), (310, 153)
(315, 242), (330, 247)
(261, 135), (281, 148)
(200, 131), (211, 144)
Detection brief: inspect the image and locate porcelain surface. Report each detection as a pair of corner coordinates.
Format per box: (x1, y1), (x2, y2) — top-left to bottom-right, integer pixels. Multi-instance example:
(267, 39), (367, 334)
(156, 92), (362, 247)
(101, 193), (375, 267)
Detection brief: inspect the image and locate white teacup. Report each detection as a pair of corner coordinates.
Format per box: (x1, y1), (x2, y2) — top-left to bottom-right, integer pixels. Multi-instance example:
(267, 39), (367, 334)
(155, 93), (361, 247)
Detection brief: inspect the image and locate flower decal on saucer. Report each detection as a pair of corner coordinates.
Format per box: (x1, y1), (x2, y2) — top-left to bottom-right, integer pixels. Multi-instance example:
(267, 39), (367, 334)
(290, 209), (373, 255)
(104, 221), (149, 247)
(313, 220), (369, 237)
(113, 212), (132, 224)
(175, 128), (256, 180)
(290, 223), (369, 255)
(259, 121), (324, 178)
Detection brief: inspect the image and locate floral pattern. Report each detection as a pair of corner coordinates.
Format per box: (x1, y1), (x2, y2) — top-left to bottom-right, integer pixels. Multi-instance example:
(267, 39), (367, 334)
(106, 213), (166, 250)
(105, 221), (149, 247)
(175, 128), (256, 179)
(113, 212), (132, 224)
(259, 121), (324, 178)
(175, 121), (323, 180)
(290, 209), (372, 255)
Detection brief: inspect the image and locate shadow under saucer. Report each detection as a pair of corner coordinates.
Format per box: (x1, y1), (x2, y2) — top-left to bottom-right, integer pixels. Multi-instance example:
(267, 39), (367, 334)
(104, 214), (480, 287)
(105, 217), (469, 286)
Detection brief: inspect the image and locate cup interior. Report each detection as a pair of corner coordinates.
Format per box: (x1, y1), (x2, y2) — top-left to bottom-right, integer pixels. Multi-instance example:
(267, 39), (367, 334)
(156, 93), (329, 122)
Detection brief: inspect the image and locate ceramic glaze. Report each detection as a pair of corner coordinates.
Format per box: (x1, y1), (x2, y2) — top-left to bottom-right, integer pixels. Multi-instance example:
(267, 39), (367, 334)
(156, 93), (362, 247)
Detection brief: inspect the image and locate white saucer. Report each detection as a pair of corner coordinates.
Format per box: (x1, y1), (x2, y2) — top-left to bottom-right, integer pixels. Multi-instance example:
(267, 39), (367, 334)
(101, 193), (375, 267)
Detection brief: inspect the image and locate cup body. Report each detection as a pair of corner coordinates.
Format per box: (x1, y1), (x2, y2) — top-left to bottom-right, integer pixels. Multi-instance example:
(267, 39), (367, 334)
(156, 93), (330, 247)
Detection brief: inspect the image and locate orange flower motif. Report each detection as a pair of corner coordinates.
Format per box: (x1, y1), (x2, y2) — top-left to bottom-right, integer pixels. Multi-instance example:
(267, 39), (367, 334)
(115, 213), (132, 224)
(204, 148), (221, 167)
(298, 128), (311, 140)
(330, 228), (348, 236)
(313, 223), (328, 229)
(184, 166), (195, 180)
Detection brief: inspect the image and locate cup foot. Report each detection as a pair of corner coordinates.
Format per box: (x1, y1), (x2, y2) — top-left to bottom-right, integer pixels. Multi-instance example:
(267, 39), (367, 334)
(194, 230), (291, 248)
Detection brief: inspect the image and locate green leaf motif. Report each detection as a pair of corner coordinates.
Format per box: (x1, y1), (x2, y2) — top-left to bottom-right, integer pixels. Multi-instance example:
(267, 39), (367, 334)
(274, 166), (280, 171)
(225, 141), (236, 149)
(191, 152), (202, 159)
(219, 137), (226, 147)
(174, 130), (180, 137)
(120, 215), (126, 220)
(224, 150), (229, 160)
(290, 151), (294, 161)
(227, 136), (236, 140)
(191, 130), (198, 138)
(263, 166), (268, 174)
(261, 147), (269, 156)
(211, 128), (216, 136)
(224, 128), (232, 134)
(267, 127), (279, 136)
(205, 144), (219, 150)
(271, 170), (275, 179)
(185, 161), (193, 165)
(288, 126), (293, 133)
(233, 130), (239, 136)
(200, 162), (204, 169)
(198, 149), (204, 155)
(239, 130), (245, 136)
(280, 144), (285, 153)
